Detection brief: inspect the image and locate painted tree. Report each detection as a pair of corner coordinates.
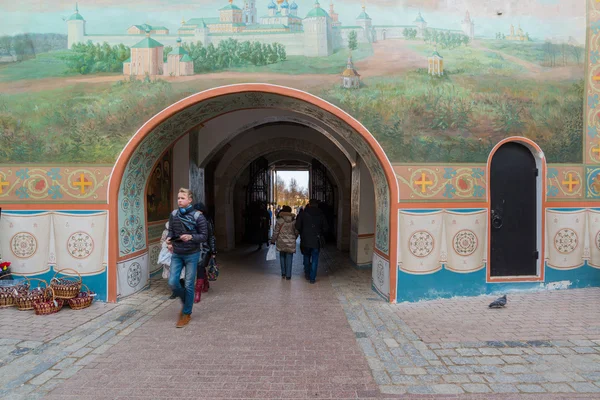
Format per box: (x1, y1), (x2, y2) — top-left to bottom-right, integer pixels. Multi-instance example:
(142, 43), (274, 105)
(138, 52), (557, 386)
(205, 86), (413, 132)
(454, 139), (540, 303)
(348, 31), (358, 51)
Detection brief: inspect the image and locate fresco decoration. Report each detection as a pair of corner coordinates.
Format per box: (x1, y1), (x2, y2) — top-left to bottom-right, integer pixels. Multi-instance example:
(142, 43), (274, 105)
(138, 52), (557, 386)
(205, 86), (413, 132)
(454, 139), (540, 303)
(0, 167), (111, 203)
(546, 165), (584, 200)
(0, 210), (107, 276)
(546, 209), (586, 269)
(395, 165), (486, 201)
(118, 92), (392, 256)
(398, 209), (487, 274)
(0, 0), (587, 165)
(586, 2), (600, 164)
(586, 166), (600, 198)
(146, 149), (173, 223)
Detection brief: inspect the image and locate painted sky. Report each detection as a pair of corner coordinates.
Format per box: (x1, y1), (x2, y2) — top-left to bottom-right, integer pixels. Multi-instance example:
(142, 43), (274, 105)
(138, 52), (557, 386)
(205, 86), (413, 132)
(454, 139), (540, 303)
(0, 0), (585, 42)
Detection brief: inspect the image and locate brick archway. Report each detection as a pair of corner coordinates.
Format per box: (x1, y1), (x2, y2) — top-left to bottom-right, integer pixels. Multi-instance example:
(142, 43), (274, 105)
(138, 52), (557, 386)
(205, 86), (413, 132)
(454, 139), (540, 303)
(107, 84), (399, 303)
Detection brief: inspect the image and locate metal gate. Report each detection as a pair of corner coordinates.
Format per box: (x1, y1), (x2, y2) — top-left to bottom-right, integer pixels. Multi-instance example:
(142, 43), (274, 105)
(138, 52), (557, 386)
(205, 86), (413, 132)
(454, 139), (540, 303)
(311, 159), (336, 242)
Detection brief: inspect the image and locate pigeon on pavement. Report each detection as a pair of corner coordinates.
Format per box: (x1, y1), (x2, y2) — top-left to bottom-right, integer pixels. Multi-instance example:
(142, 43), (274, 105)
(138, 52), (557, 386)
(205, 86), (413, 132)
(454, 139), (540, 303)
(489, 294), (507, 308)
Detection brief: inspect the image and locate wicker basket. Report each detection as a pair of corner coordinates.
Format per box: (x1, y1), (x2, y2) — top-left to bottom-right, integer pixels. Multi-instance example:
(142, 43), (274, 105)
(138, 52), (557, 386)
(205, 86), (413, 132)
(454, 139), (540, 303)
(0, 274), (29, 308)
(50, 268), (82, 299)
(67, 284), (95, 310)
(33, 286), (64, 316)
(14, 278), (49, 311)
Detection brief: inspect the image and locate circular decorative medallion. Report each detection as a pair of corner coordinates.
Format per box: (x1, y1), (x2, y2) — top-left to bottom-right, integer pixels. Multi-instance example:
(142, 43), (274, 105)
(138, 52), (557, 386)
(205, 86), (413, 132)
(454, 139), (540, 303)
(554, 228), (578, 254)
(376, 261), (385, 287)
(127, 262), (142, 288)
(596, 231), (600, 251)
(453, 230), (478, 256)
(409, 231), (434, 258)
(67, 231), (94, 259)
(10, 232), (37, 259)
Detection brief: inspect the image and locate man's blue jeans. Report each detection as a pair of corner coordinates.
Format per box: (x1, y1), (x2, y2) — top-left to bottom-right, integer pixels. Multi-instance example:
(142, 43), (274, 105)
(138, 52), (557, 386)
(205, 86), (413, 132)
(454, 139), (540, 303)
(303, 248), (320, 282)
(168, 251), (200, 315)
(279, 251), (293, 278)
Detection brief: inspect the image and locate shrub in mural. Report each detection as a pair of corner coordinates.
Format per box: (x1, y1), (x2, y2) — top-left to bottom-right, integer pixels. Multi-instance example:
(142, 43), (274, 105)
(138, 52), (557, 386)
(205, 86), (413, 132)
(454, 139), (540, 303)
(0, 0), (585, 164)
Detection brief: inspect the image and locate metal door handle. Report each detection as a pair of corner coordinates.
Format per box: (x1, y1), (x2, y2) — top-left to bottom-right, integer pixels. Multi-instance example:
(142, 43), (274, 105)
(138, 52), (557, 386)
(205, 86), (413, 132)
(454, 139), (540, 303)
(491, 210), (503, 229)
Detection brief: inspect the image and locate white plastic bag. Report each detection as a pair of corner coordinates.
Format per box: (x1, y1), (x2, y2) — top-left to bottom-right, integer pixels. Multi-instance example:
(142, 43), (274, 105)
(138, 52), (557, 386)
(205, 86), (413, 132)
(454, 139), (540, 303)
(158, 245), (171, 266)
(266, 244), (277, 261)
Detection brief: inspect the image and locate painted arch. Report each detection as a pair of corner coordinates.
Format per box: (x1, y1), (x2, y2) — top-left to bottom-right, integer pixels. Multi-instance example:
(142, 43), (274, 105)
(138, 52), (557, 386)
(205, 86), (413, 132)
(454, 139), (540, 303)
(107, 84), (399, 302)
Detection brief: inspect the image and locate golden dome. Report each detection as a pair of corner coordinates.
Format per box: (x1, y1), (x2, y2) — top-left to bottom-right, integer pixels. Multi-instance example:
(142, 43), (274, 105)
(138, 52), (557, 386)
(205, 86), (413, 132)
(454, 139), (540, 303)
(276, 0), (284, 4)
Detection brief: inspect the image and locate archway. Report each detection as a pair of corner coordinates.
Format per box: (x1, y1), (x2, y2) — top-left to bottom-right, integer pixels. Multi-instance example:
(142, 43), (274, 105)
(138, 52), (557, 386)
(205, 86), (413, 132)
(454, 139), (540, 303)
(107, 84), (399, 303)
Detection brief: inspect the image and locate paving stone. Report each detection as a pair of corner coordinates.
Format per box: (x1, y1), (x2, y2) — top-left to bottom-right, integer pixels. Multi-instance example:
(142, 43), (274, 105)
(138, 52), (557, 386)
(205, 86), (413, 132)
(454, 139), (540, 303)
(442, 374), (470, 383)
(372, 370), (391, 384)
(389, 373), (416, 384)
(501, 348), (524, 355)
(485, 374), (518, 384)
(479, 348), (503, 356)
(450, 356), (477, 365)
(379, 385), (406, 394)
(502, 365), (530, 374)
(402, 367), (427, 375)
(501, 355), (527, 364)
(456, 348), (480, 356)
(571, 340), (596, 347)
(469, 374), (486, 383)
(477, 356), (505, 365)
(431, 384), (464, 394)
(383, 338), (399, 348)
(489, 383), (519, 393)
(28, 370), (60, 386)
(406, 385), (435, 394)
(570, 382), (600, 392)
(517, 384), (546, 393)
(434, 349), (458, 357)
(543, 383), (576, 393)
(573, 347), (598, 354)
(448, 366), (473, 374)
(515, 373), (547, 383)
(463, 383), (491, 393)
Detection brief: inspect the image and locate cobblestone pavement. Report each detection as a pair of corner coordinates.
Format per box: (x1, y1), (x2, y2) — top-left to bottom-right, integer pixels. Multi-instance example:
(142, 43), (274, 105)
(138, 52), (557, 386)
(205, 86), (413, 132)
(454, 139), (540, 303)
(0, 246), (599, 399)
(327, 250), (600, 397)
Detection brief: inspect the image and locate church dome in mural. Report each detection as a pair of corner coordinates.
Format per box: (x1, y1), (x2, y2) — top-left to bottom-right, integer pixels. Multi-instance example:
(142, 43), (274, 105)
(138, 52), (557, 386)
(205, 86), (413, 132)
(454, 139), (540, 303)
(67, 3), (85, 21)
(268, 0), (277, 9)
(290, 1), (298, 10)
(280, 0), (289, 9)
(356, 5), (371, 20)
(305, 0), (329, 18)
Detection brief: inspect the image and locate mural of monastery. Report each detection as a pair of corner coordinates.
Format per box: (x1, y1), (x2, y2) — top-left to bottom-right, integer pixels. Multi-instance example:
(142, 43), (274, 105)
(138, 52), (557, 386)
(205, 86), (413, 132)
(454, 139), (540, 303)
(65, 1), (475, 57)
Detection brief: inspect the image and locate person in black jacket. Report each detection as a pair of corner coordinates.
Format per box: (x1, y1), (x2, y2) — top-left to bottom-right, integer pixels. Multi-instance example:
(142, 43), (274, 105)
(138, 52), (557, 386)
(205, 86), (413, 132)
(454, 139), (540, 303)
(193, 202), (216, 303)
(166, 188), (208, 328)
(295, 199), (328, 284)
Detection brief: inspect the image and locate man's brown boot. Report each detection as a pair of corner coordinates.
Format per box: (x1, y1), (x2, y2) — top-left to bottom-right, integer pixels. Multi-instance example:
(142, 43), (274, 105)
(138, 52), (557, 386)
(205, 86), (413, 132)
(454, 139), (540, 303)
(176, 313), (191, 328)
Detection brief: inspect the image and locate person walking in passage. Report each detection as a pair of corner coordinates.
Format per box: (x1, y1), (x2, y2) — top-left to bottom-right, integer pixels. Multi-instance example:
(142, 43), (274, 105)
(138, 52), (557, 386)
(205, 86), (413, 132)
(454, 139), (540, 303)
(193, 202), (216, 303)
(166, 188), (208, 328)
(295, 199), (328, 284)
(270, 205), (298, 280)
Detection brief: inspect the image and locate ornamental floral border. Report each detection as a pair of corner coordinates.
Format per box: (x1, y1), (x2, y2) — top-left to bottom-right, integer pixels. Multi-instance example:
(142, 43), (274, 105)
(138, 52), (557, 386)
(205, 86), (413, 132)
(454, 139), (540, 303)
(0, 166), (111, 203)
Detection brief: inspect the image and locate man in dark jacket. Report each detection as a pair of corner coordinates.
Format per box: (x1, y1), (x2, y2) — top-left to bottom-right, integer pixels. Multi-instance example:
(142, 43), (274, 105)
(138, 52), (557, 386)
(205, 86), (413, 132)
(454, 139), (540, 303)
(167, 188), (208, 328)
(295, 199), (328, 284)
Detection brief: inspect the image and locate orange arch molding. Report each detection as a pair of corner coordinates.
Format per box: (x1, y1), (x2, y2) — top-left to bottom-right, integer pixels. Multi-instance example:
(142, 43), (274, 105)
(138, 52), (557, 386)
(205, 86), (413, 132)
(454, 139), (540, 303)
(107, 84), (400, 303)
(485, 136), (547, 283)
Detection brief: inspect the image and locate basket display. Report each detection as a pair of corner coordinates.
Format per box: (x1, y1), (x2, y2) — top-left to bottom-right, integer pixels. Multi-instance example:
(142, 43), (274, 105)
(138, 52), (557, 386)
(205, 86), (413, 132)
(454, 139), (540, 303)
(0, 274), (29, 308)
(33, 287), (64, 316)
(67, 284), (95, 310)
(14, 278), (49, 311)
(50, 268), (82, 299)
